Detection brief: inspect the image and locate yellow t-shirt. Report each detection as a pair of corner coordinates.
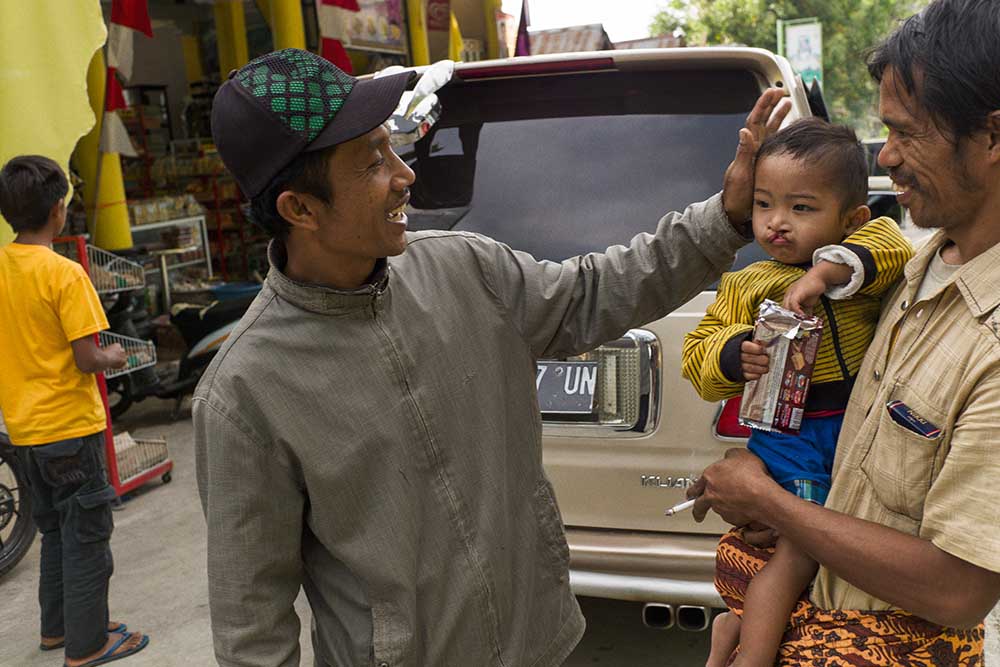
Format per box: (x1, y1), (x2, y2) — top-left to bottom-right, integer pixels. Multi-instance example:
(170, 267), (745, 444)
(0, 242), (109, 445)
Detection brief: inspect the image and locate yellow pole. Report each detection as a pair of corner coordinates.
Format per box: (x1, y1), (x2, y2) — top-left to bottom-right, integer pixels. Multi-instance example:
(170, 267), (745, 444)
(214, 0), (249, 78)
(482, 0), (500, 59)
(407, 0), (430, 66)
(75, 51), (105, 220)
(74, 50), (133, 250)
(448, 11), (464, 61)
(181, 35), (205, 84)
(269, 0), (306, 50)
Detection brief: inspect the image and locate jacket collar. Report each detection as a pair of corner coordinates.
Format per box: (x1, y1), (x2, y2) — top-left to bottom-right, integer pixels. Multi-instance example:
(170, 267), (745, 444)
(265, 240), (390, 315)
(904, 230), (1000, 317)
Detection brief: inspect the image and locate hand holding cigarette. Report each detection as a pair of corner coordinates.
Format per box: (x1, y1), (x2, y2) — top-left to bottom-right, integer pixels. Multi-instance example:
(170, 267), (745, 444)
(664, 498), (696, 516)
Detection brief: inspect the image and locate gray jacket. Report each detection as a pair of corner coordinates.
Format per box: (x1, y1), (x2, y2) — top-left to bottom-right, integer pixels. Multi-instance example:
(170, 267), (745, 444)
(193, 193), (746, 667)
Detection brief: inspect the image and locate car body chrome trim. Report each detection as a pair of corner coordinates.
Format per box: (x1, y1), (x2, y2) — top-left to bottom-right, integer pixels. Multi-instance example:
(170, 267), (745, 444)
(569, 569), (724, 607)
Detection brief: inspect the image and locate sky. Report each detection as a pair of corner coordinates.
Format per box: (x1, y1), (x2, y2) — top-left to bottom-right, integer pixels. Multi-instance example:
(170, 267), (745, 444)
(499, 0), (667, 43)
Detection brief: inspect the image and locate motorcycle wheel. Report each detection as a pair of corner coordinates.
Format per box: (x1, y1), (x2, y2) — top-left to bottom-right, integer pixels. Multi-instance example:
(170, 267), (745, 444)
(106, 376), (134, 420)
(0, 448), (36, 577)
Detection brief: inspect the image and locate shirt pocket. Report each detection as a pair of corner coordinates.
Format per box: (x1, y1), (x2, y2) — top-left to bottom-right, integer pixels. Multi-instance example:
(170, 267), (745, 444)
(859, 383), (946, 522)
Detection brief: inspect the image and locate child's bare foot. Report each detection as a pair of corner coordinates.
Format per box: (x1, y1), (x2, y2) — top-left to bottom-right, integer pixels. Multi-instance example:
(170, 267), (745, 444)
(706, 611), (741, 667)
(39, 622), (126, 650)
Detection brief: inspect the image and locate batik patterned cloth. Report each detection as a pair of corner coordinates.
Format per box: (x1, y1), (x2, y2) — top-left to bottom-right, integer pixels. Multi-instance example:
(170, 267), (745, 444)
(716, 529), (984, 666)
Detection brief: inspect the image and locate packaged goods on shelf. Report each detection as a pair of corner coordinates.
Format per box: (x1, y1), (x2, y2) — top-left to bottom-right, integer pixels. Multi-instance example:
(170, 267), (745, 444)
(128, 195), (204, 226)
(149, 153), (226, 182)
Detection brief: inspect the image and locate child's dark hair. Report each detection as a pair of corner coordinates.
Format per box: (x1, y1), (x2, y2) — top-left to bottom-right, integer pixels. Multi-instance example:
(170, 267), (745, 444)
(0, 155), (69, 233)
(756, 118), (868, 212)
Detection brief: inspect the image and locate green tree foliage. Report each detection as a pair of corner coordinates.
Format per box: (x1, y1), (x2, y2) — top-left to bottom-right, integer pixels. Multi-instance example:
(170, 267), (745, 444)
(651, 1), (926, 136)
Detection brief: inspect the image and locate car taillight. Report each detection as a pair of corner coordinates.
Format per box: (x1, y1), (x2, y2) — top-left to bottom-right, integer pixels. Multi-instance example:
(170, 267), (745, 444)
(544, 329), (659, 434)
(714, 397), (752, 440)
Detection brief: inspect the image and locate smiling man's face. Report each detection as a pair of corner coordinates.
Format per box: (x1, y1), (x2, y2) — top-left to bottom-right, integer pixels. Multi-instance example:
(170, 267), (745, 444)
(877, 68), (987, 231)
(311, 123), (416, 269)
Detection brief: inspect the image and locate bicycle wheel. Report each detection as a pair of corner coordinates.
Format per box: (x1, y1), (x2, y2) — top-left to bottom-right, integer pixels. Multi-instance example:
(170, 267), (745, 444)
(0, 446), (36, 577)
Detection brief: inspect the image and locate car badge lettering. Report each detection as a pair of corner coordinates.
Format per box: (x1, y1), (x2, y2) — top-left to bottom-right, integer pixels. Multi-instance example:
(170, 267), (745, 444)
(640, 475), (698, 489)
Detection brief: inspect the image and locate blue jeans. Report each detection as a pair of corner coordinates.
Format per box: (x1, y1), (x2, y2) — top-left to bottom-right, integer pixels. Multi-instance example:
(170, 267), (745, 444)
(16, 431), (117, 659)
(747, 413), (844, 505)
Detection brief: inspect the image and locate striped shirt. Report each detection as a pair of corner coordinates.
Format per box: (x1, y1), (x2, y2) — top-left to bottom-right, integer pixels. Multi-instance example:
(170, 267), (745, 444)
(682, 216), (913, 411)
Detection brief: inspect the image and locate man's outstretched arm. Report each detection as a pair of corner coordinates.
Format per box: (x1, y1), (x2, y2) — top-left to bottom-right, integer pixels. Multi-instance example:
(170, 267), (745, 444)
(473, 90), (791, 361)
(689, 448), (1000, 629)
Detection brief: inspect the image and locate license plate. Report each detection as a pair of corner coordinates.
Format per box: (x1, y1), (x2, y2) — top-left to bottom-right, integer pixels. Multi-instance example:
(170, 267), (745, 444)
(536, 360), (598, 414)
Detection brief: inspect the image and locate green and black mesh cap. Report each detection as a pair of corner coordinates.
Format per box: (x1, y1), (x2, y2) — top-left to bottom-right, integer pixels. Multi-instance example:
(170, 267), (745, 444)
(211, 48), (410, 198)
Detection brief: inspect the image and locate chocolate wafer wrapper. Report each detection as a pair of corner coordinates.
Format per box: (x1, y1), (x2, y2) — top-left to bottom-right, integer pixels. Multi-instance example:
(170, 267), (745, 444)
(739, 299), (823, 434)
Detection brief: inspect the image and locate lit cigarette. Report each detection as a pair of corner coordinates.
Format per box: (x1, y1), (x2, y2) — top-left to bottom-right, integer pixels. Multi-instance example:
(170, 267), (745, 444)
(664, 498), (696, 516)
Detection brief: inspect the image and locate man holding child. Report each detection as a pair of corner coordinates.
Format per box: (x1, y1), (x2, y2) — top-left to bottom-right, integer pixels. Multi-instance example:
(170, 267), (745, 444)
(690, 0), (1000, 663)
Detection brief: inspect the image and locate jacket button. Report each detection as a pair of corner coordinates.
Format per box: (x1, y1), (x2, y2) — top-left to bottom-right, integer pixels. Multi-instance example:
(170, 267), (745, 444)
(901, 300), (909, 311)
(873, 369), (881, 381)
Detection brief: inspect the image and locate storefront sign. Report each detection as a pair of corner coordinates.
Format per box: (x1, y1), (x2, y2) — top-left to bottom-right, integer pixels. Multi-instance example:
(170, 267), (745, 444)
(778, 18), (823, 87)
(426, 0), (451, 32)
(316, 0), (407, 55)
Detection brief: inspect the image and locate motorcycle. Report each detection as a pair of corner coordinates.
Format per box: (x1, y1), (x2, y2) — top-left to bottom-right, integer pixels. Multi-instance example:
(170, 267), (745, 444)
(103, 285), (260, 420)
(0, 423), (34, 577)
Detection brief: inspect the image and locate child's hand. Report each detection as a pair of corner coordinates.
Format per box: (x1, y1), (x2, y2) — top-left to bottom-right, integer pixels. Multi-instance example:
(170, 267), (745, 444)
(104, 343), (129, 370)
(783, 272), (827, 317)
(740, 340), (770, 381)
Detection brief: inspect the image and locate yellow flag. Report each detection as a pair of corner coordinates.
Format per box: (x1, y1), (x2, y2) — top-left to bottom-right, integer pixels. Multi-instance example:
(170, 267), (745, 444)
(0, 0), (106, 245)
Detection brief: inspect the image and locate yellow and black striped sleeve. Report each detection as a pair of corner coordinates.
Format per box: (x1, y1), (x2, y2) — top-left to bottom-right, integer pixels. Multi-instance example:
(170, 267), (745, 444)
(841, 216), (914, 299)
(681, 270), (759, 402)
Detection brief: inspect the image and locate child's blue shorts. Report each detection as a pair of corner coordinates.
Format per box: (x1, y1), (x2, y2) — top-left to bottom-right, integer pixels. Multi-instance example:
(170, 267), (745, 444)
(746, 412), (844, 506)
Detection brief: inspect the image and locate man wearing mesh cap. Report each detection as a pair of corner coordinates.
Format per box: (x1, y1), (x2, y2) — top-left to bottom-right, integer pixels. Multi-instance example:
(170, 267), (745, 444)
(194, 48), (786, 666)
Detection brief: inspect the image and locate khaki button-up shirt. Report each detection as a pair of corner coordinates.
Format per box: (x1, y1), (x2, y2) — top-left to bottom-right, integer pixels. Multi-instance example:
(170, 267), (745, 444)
(813, 232), (1000, 611)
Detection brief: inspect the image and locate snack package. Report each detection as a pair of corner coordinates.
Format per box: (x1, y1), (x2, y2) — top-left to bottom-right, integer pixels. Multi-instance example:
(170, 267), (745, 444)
(739, 300), (823, 434)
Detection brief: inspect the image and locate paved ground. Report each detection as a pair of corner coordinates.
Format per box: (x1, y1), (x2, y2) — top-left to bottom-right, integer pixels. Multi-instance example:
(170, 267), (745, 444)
(0, 397), (711, 666)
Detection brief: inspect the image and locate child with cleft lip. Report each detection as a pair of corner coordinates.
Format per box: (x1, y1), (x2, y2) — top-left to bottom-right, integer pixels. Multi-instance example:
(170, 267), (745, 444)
(681, 118), (914, 667)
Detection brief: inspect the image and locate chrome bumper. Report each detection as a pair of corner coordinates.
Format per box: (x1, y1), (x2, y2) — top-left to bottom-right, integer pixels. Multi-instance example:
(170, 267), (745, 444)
(565, 526), (725, 608)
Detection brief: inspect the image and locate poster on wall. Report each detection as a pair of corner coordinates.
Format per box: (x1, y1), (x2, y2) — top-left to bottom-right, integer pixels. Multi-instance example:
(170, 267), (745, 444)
(317, 0), (407, 55)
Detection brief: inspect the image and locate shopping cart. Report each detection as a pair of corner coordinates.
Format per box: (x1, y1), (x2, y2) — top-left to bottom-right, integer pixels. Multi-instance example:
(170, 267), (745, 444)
(52, 236), (145, 294)
(98, 331), (157, 379)
(51, 235), (173, 497)
(112, 433), (172, 486)
(86, 245), (145, 294)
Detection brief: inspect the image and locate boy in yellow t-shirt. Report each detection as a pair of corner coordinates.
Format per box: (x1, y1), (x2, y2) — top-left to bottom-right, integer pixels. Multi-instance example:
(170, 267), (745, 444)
(0, 156), (148, 666)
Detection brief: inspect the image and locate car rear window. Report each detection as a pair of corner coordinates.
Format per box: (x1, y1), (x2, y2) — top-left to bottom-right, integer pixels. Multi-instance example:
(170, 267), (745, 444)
(403, 68), (768, 271)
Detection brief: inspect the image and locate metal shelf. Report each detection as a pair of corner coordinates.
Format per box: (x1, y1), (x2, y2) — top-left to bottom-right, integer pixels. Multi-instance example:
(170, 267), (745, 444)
(144, 258), (206, 275)
(129, 215), (212, 281)
(130, 215), (206, 232)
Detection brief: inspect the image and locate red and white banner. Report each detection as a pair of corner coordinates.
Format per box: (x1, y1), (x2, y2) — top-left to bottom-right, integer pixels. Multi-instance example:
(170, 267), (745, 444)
(101, 0), (153, 156)
(317, 0), (361, 73)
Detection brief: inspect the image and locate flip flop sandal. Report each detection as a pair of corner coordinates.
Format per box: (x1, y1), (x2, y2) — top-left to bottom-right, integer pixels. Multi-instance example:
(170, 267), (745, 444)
(40, 623), (127, 651)
(61, 631), (149, 667)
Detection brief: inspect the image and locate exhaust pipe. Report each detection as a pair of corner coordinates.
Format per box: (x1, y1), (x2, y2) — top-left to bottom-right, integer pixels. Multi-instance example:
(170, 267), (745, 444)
(676, 605), (711, 632)
(641, 603), (674, 629)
